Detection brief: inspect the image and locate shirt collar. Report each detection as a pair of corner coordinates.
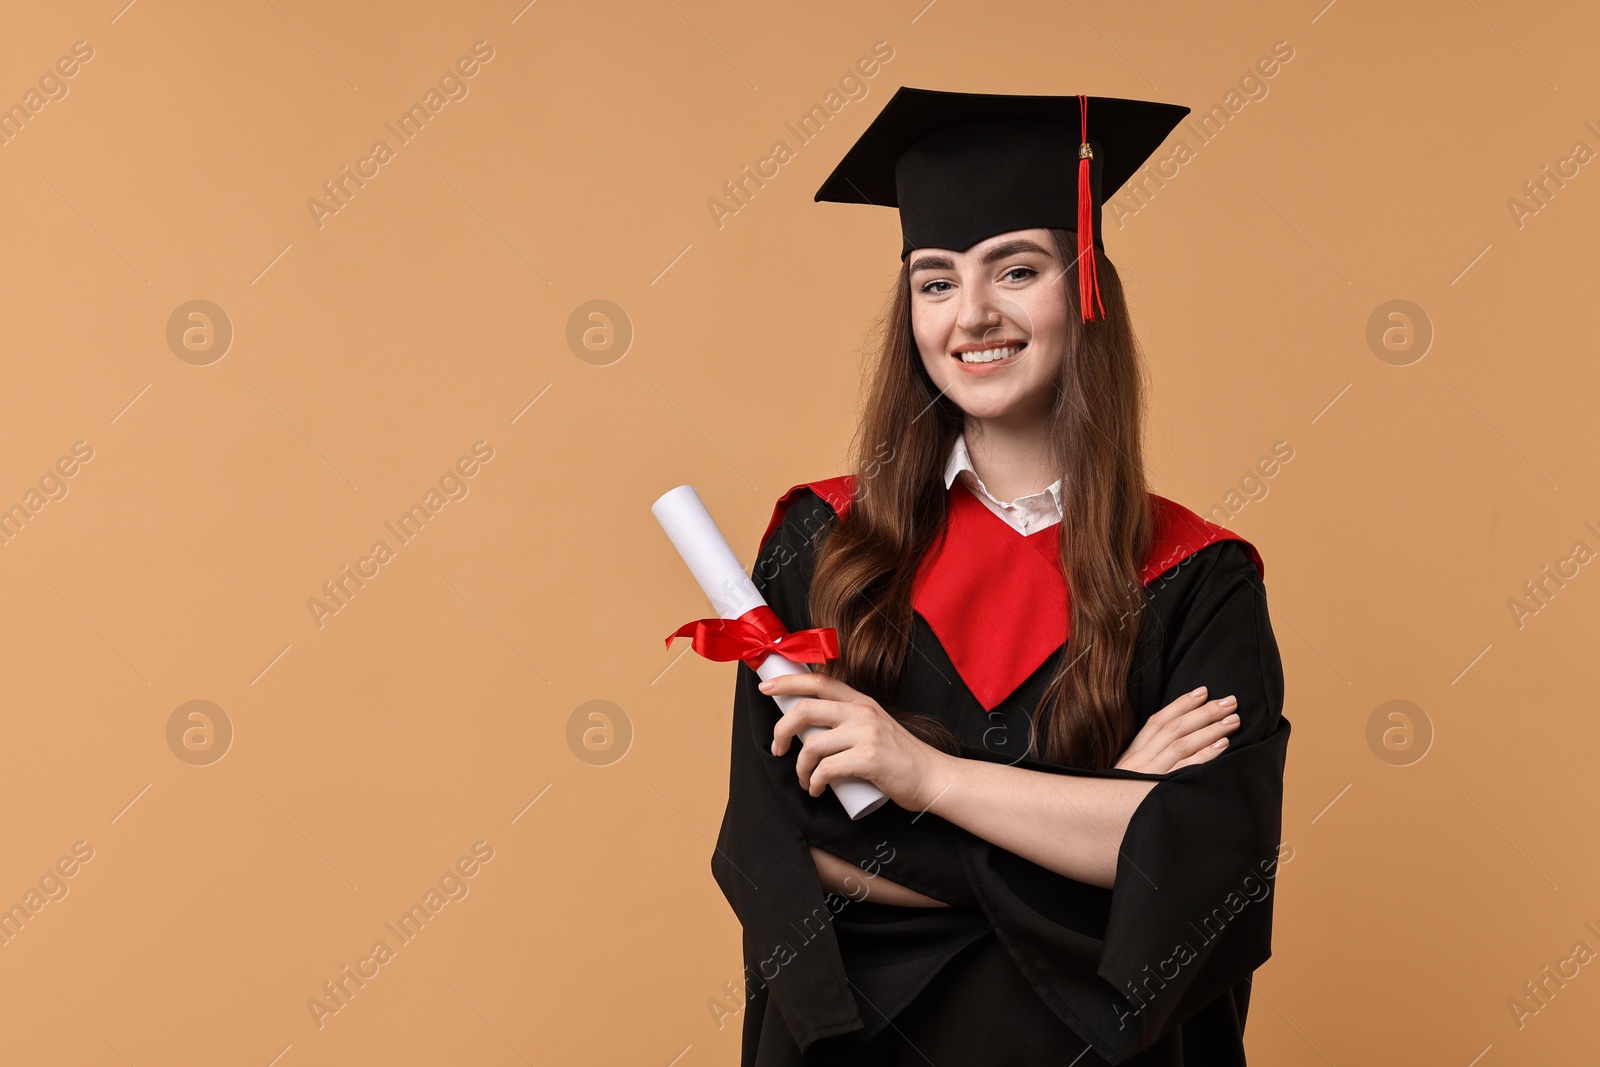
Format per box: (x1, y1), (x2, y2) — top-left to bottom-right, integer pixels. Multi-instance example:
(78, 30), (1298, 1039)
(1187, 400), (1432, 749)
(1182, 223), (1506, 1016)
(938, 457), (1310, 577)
(943, 433), (1064, 514)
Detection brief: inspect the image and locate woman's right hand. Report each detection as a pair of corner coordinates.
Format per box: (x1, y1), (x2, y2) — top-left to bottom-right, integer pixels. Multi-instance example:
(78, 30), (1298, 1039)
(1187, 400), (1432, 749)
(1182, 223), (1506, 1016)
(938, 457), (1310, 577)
(1114, 686), (1241, 774)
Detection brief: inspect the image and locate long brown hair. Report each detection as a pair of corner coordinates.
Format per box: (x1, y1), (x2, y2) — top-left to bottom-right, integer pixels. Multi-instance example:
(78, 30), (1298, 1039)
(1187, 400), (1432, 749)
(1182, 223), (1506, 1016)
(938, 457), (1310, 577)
(808, 228), (1153, 769)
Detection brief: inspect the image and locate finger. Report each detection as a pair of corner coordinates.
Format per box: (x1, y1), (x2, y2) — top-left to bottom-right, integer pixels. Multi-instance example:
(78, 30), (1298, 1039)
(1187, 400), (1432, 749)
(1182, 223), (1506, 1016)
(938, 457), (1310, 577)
(1147, 695), (1233, 746)
(1152, 685), (1210, 724)
(1174, 711), (1240, 756)
(1125, 688), (1212, 758)
(1166, 715), (1241, 769)
(793, 725), (860, 787)
(1168, 735), (1229, 770)
(1151, 707), (1238, 766)
(1168, 696), (1239, 738)
(758, 672), (864, 703)
(806, 751), (866, 797)
(1122, 687), (1209, 759)
(771, 699), (848, 755)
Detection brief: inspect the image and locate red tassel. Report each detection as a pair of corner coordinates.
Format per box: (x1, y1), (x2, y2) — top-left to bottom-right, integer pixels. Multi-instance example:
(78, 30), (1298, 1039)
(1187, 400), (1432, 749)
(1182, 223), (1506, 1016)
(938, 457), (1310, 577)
(1076, 93), (1104, 323)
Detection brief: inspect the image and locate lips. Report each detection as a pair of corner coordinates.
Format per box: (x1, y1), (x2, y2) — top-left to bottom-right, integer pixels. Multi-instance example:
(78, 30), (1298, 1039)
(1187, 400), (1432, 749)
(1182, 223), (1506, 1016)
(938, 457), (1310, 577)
(953, 341), (1027, 365)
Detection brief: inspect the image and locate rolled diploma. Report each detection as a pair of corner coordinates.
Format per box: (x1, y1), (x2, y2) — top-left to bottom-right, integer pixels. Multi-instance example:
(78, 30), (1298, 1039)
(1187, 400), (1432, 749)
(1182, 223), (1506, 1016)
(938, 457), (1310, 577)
(652, 484), (889, 820)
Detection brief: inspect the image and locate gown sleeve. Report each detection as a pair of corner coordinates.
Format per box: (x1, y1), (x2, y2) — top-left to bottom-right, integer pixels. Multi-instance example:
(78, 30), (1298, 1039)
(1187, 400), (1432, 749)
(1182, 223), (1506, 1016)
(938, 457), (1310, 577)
(709, 492), (984, 1054)
(958, 538), (1292, 1064)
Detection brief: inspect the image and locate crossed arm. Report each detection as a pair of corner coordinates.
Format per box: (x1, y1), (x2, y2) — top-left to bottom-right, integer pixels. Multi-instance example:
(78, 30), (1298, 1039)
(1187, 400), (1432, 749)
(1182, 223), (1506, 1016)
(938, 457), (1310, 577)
(762, 675), (1243, 903)
(809, 769), (1155, 906)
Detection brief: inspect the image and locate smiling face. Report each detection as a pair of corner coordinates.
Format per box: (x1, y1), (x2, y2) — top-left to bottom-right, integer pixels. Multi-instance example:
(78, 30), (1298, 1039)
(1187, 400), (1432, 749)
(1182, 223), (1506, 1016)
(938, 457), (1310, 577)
(909, 228), (1071, 429)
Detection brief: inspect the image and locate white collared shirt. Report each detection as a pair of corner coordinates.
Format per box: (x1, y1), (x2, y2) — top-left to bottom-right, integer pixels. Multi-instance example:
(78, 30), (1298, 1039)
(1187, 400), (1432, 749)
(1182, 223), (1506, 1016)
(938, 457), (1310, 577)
(942, 433), (1063, 536)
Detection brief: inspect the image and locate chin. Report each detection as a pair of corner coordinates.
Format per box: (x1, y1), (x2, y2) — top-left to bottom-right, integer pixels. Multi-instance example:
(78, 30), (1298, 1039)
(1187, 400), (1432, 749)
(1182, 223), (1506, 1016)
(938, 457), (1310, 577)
(945, 393), (1026, 420)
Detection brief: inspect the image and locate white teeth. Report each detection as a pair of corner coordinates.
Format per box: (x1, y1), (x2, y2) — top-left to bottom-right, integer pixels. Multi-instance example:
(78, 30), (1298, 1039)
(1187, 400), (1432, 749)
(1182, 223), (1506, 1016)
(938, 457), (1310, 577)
(959, 344), (1024, 364)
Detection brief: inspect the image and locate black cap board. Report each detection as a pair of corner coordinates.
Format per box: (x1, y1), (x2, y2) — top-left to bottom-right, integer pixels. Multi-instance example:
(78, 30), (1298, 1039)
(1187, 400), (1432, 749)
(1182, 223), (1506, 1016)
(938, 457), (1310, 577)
(813, 87), (1190, 264)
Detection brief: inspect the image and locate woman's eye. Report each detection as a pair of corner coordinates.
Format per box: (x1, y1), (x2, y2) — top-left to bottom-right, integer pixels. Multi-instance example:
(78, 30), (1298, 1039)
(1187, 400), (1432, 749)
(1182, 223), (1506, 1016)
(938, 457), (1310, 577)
(919, 267), (1032, 294)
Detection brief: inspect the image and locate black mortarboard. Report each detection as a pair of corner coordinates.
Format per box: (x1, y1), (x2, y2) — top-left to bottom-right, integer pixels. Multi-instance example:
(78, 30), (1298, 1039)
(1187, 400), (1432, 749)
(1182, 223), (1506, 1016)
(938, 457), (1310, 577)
(814, 87), (1189, 321)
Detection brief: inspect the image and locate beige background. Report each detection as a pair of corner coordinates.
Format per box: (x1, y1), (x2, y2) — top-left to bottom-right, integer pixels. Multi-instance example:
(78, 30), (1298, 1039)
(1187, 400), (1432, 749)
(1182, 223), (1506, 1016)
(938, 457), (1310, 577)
(1, 0), (1597, 1063)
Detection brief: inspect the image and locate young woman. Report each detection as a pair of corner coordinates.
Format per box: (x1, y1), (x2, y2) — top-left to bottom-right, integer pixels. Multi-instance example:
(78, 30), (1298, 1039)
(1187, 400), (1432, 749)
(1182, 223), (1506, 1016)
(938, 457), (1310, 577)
(710, 89), (1291, 1066)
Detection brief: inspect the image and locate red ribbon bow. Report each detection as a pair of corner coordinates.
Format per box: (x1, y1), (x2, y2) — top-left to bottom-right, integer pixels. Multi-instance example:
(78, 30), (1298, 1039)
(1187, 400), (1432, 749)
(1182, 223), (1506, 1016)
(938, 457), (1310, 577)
(664, 604), (840, 669)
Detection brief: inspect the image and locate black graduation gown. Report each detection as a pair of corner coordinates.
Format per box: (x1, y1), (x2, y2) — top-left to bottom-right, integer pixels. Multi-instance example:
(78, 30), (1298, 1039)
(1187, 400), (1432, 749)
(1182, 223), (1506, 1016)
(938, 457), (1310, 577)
(710, 481), (1291, 1066)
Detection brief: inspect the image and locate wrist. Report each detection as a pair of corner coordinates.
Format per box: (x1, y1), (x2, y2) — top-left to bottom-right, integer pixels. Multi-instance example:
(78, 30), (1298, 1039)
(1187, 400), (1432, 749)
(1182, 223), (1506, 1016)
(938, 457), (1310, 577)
(910, 746), (963, 815)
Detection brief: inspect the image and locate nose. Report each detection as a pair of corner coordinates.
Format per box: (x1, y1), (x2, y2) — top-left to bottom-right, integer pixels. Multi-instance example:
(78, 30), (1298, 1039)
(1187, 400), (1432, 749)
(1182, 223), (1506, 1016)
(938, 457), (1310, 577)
(955, 282), (1004, 342)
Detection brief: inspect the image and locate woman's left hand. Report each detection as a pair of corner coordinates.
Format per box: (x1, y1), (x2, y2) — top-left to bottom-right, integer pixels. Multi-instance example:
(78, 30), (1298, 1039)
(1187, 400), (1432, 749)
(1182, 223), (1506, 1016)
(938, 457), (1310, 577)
(761, 673), (949, 812)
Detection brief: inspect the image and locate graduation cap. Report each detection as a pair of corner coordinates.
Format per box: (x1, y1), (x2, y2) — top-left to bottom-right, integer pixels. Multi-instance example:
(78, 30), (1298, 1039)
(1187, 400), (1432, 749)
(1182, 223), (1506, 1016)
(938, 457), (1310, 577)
(814, 87), (1189, 321)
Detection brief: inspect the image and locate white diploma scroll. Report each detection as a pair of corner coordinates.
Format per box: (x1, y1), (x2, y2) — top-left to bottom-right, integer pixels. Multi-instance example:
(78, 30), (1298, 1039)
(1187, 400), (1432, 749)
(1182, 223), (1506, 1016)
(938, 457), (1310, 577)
(652, 484), (889, 820)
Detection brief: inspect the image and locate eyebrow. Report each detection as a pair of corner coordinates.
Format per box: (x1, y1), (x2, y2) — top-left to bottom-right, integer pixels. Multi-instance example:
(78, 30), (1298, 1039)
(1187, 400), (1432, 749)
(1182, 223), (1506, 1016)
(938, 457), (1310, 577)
(908, 238), (1054, 275)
